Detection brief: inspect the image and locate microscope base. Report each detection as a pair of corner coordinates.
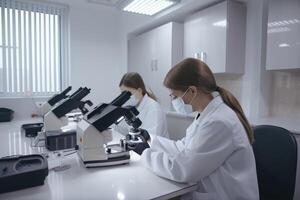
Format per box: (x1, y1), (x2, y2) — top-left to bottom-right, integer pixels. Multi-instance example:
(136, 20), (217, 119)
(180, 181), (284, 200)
(79, 144), (131, 168)
(83, 155), (130, 167)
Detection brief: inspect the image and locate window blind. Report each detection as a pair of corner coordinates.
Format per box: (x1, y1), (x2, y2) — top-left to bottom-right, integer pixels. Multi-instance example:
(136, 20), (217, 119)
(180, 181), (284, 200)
(0, 0), (68, 96)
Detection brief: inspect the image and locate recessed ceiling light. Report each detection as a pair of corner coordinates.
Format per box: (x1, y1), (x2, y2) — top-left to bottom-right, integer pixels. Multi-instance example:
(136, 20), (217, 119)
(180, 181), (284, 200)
(268, 18), (300, 27)
(279, 43), (290, 48)
(213, 19), (227, 27)
(123, 0), (179, 16)
(268, 27), (291, 34)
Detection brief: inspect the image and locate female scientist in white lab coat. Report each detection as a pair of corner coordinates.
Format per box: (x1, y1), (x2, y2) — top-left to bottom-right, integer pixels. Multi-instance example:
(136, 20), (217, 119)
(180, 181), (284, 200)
(134, 58), (259, 200)
(113, 72), (169, 138)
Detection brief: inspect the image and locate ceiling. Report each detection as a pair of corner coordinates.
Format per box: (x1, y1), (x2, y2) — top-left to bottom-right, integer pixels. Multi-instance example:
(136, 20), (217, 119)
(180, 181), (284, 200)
(41, 0), (248, 10)
(39, 0), (248, 37)
(85, 0), (124, 7)
(84, 0), (248, 8)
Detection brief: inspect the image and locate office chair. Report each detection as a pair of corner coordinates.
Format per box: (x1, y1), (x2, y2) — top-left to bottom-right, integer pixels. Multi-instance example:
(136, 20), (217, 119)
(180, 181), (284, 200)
(253, 125), (298, 200)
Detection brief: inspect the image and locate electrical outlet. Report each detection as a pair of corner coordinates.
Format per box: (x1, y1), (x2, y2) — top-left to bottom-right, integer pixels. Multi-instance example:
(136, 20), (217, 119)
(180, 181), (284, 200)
(35, 101), (45, 108)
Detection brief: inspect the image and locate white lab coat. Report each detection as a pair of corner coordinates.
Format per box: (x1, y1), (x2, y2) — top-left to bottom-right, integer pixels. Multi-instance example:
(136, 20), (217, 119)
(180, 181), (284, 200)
(113, 94), (169, 138)
(141, 95), (259, 200)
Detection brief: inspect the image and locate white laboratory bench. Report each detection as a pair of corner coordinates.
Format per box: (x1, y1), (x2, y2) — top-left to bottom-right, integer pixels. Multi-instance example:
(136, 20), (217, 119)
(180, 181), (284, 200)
(0, 119), (197, 200)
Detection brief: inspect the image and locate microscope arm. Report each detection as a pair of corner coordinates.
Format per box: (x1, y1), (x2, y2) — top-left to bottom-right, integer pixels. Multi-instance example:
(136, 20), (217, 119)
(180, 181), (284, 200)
(87, 104), (142, 133)
(86, 91), (131, 120)
(51, 87), (91, 118)
(47, 86), (72, 106)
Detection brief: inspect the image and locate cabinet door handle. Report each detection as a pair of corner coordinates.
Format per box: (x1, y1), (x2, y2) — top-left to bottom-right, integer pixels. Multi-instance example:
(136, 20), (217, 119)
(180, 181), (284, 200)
(151, 59), (158, 71)
(151, 60), (154, 71)
(154, 60), (158, 71)
(194, 52), (206, 62)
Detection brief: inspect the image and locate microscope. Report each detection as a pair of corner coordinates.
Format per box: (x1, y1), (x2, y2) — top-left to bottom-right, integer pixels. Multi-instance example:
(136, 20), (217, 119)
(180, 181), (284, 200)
(22, 86), (73, 137)
(77, 91), (146, 167)
(32, 87), (93, 151)
(39, 86), (72, 115)
(43, 87), (93, 132)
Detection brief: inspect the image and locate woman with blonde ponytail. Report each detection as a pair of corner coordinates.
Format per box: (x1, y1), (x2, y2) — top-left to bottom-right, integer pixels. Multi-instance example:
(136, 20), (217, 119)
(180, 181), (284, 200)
(136, 58), (259, 200)
(113, 72), (169, 138)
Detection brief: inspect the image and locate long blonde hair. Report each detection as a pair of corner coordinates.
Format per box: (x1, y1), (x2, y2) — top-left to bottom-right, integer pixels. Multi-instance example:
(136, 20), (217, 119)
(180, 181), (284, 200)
(164, 58), (254, 144)
(119, 72), (157, 101)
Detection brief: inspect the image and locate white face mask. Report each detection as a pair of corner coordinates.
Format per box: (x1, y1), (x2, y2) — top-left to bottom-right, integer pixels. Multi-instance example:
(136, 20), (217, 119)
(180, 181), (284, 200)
(126, 95), (138, 106)
(125, 91), (139, 106)
(171, 88), (194, 115)
(172, 97), (193, 114)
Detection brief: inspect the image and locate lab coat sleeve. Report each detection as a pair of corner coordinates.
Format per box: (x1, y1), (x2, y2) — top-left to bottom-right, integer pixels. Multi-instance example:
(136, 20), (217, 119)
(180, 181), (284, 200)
(150, 136), (185, 155)
(141, 120), (235, 183)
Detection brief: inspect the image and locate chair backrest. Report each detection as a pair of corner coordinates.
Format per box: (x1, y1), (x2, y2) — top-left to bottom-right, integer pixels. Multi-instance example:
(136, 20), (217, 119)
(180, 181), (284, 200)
(253, 125), (298, 200)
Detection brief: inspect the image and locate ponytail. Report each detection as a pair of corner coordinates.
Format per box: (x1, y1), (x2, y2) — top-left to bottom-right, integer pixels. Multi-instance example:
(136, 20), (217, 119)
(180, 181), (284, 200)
(216, 86), (254, 144)
(164, 58), (254, 144)
(145, 88), (157, 101)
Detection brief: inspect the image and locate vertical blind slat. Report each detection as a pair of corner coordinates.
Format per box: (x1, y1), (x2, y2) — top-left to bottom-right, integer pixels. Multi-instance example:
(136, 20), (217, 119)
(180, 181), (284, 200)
(23, 8), (28, 93)
(48, 8), (52, 92)
(1, 3), (7, 92)
(58, 15), (61, 91)
(18, 6), (23, 93)
(28, 9), (32, 94)
(39, 11), (43, 93)
(12, 2), (17, 93)
(43, 11), (48, 93)
(6, 3), (11, 92)
(34, 8), (38, 93)
(53, 14), (57, 92)
(41, 11), (45, 92)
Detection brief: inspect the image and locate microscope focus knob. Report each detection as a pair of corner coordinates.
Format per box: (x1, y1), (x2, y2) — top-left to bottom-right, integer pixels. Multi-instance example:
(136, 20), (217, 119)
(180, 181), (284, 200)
(106, 148), (111, 154)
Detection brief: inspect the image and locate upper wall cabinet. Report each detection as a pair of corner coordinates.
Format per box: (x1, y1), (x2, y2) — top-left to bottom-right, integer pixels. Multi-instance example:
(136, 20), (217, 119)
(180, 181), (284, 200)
(266, 0), (300, 70)
(128, 22), (183, 109)
(184, 1), (246, 74)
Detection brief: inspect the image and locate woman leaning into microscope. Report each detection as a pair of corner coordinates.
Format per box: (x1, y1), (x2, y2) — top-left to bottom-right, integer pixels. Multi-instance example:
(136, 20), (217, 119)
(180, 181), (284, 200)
(130, 58), (259, 200)
(112, 72), (169, 139)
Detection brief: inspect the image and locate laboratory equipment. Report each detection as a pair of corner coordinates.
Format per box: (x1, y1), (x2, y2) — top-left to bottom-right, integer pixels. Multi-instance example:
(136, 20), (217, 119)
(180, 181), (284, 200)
(0, 154), (48, 193)
(77, 91), (146, 167)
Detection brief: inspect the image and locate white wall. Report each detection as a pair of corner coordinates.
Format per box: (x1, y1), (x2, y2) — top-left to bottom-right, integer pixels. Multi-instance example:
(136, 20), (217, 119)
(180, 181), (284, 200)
(68, 1), (150, 104)
(69, 2), (120, 104)
(215, 0), (300, 130)
(214, 0), (269, 119)
(0, 0), (150, 119)
(2, 0), (299, 124)
(269, 71), (300, 119)
(118, 12), (151, 76)
(214, 1), (300, 198)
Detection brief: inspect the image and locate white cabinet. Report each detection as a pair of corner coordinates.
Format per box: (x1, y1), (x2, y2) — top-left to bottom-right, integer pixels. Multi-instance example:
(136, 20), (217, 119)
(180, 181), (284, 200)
(266, 0), (300, 70)
(184, 1), (246, 74)
(128, 22), (183, 109)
